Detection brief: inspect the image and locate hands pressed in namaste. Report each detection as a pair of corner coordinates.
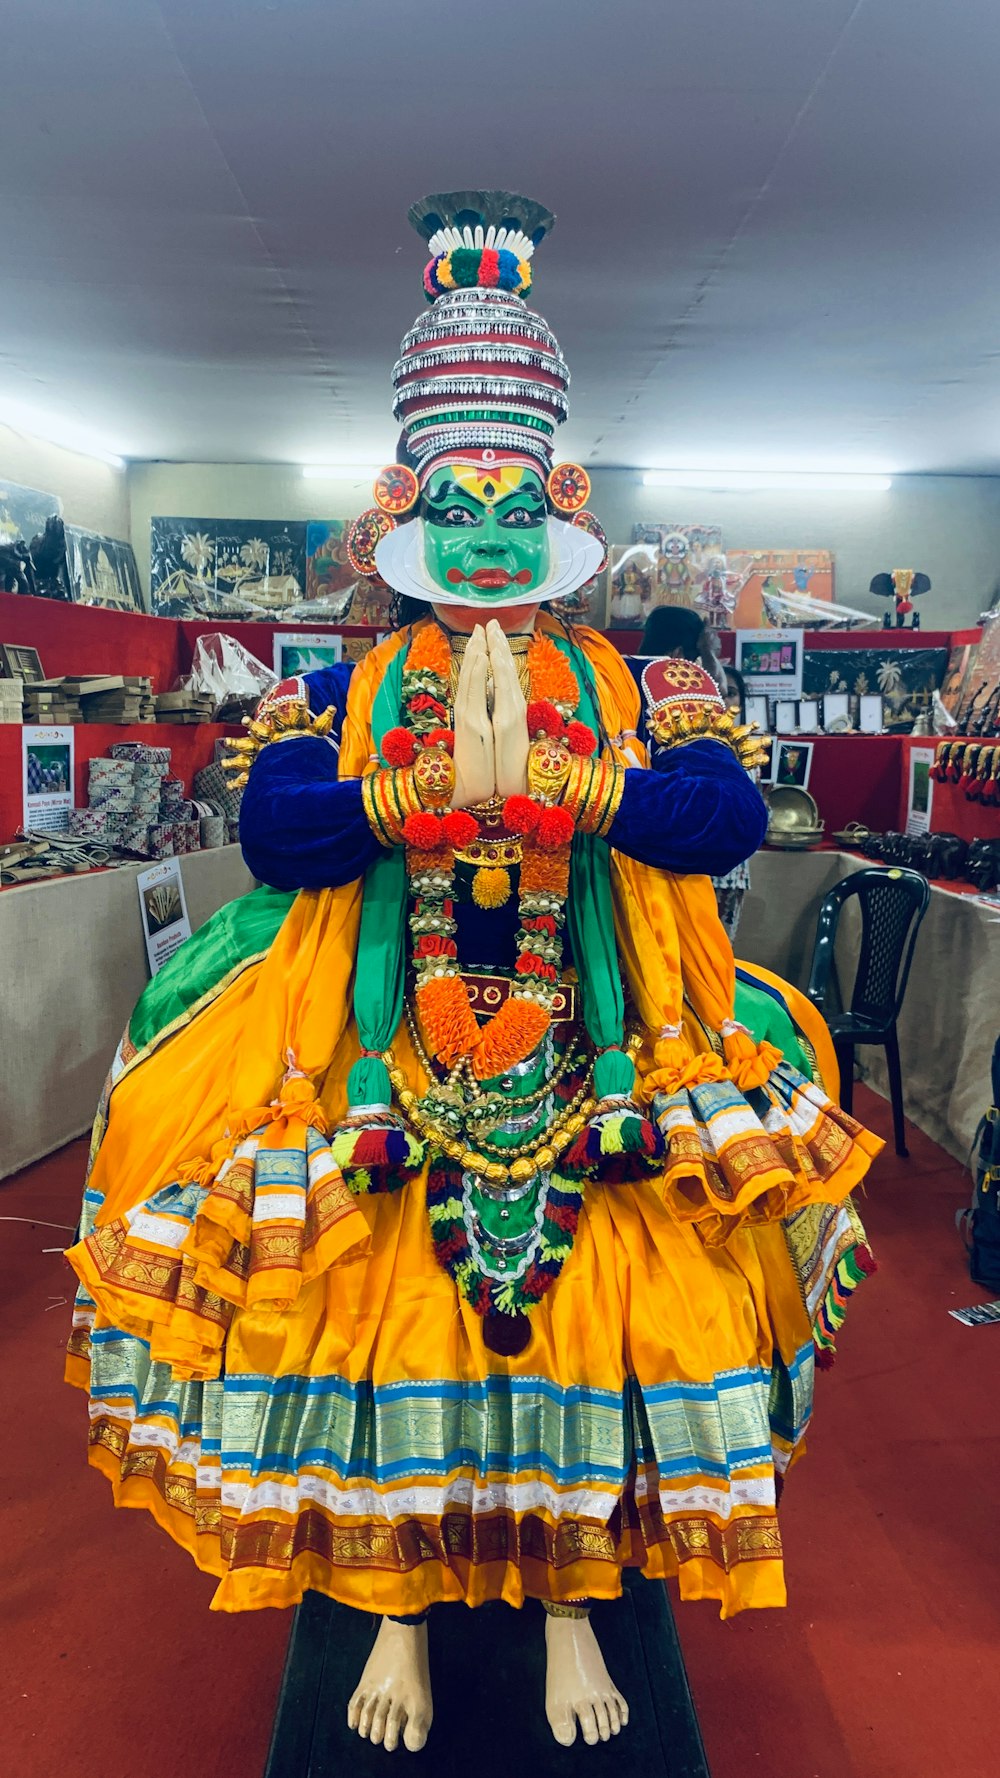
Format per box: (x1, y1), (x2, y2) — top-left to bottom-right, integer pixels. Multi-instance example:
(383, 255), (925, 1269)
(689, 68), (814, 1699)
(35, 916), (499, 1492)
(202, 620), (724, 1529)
(452, 619), (529, 808)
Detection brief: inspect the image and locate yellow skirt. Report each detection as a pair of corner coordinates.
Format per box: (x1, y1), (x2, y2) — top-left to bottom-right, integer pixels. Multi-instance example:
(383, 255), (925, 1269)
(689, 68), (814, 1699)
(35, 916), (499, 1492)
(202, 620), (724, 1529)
(69, 996), (880, 1620)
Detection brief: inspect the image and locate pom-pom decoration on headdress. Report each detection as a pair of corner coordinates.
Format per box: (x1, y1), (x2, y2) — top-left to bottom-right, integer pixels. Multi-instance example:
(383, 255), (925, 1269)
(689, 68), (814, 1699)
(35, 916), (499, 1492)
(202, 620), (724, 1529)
(547, 463), (591, 514)
(390, 190), (569, 485)
(347, 507), (395, 578)
(373, 464), (419, 515)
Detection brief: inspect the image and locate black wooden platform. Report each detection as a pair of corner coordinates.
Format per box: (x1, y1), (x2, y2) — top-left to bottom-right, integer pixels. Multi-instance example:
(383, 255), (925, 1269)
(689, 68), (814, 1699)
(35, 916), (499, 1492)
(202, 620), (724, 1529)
(264, 1570), (710, 1777)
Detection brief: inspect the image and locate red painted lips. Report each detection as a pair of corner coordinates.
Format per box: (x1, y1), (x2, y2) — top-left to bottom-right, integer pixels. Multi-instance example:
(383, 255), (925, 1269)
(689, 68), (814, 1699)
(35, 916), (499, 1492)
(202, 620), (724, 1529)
(445, 567), (534, 588)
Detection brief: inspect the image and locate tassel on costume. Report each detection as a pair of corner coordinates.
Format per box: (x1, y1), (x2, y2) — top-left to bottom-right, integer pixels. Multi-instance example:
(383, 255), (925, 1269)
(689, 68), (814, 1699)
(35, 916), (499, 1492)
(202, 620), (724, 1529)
(721, 1019), (782, 1092)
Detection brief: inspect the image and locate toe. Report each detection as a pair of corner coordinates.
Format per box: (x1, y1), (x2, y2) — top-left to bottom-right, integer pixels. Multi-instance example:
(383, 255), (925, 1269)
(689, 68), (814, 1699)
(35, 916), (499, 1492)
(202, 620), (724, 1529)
(403, 1713), (430, 1753)
(579, 1704), (600, 1747)
(383, 1706), (403, 1753)
(613, 1690), (630, 1727)
(347, 1689), (364, 1732)
(370, 1700), (390, 1746)
(594, 1701), (611, 1742)
(549, 1709), (577, 1748)
(358, 1694), (378, 1739)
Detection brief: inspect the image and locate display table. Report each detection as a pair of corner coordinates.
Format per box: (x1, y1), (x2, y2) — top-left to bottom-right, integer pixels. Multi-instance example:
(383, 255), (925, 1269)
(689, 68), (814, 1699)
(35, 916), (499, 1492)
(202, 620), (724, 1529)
(0, 844), (253, 1179)
(740, 848), (997, 1161)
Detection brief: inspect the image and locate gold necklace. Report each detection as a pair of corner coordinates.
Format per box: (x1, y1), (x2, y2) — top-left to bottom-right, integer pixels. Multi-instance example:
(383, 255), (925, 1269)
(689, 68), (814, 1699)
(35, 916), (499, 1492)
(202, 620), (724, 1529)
(448, 628), (533, 701)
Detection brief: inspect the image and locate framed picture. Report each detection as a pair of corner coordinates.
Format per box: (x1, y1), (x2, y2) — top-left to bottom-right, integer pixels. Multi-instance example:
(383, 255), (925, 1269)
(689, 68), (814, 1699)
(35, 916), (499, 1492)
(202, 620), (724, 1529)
(0, 643), (45, 682)
(858, 694), (885, 734)
(775, 699), (798, 732)
(745, 693), (770, 733)
(797, 699), (819, 732)
(736, 628), (804, 700)
(822, 692), (851, 732)
(772, 738), (814, 790)
(272, 631), (344, 680)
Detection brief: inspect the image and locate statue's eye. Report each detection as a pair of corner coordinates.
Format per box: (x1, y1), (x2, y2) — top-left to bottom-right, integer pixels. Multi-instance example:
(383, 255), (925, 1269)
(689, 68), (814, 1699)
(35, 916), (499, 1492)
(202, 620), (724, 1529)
(499, 505), (542, 528)
(441, 504), (479, 527)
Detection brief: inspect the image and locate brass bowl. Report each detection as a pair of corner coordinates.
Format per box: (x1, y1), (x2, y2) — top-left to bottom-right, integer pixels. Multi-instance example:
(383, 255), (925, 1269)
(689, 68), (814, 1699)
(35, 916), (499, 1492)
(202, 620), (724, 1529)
(764, 783), (822, 831)
(765, 825), (825, 850)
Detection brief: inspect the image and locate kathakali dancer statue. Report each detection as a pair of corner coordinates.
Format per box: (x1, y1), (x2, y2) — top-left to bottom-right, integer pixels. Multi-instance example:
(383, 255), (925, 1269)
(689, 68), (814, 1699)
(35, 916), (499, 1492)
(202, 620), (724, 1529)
(66, 192), (880, 1754)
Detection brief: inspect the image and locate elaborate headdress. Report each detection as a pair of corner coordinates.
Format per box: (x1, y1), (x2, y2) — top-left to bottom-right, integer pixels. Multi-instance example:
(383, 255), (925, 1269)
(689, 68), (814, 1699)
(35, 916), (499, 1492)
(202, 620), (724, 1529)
(347, 190), (606, 609)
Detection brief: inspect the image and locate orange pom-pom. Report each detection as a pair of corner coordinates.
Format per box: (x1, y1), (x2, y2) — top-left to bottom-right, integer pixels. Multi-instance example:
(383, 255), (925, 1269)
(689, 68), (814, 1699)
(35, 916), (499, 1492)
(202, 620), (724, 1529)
(566, 721), (597, 756)
(423, 726), (455, 754)
(527, 632), (579, 707)
(403, 811), (444, 850)
(526, 699), (564, 739)
(535, 805), (575, 848)
(406, 624), (452, 681)
(441, 808), (479, 848)
(503, 794), (541, 835)
(382, 726), (416, 767)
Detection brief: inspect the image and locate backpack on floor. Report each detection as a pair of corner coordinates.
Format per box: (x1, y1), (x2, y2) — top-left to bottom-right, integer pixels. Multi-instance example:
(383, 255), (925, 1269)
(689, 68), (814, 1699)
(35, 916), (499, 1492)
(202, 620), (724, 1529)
(959, 1035), (1000, 1291)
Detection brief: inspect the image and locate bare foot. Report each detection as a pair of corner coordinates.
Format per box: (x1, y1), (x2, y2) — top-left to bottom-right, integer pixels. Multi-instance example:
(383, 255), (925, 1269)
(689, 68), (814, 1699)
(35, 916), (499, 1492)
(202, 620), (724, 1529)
(544, 1613), (629, 1747)
(347, 1617), (433, 1753)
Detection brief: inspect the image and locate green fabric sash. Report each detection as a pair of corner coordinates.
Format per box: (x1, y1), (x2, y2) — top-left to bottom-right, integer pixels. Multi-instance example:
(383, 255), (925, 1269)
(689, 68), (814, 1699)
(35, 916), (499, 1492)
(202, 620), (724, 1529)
(346, 646), (408, 1107)
(128, 884), (295, 1052)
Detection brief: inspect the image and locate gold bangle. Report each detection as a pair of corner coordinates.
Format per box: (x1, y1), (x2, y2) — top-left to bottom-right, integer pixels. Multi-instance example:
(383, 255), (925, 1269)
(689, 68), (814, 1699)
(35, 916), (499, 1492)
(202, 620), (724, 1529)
(592, 762), (625, 837)
(362, 770), (394, 847)
(560, 755), (594, 824)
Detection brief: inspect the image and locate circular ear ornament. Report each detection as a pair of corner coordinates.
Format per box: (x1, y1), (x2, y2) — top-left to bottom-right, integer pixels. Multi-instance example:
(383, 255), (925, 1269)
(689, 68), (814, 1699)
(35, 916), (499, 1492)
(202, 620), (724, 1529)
(347, 507), (396, 577)
(547, 462), (591, 514)
(570, 509), (608, 573)
(373, 463), (419, 515)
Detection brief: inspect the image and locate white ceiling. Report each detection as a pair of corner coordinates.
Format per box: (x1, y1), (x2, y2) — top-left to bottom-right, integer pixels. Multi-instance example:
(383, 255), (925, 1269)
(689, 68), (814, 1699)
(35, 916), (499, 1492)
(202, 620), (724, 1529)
(4, 0), (1000, 473)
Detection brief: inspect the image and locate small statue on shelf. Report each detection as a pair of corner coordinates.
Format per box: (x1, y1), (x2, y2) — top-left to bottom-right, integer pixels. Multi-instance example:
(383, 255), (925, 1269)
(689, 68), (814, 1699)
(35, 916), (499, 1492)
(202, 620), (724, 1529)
(869, 568), (931, 629)
(28, 515), (72, 601)
(0, 534), (36, 596)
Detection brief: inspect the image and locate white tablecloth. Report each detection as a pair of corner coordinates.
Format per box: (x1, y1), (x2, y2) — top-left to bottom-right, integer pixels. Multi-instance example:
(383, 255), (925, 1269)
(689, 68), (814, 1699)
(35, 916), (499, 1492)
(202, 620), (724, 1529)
(1, 846), (253, 1179)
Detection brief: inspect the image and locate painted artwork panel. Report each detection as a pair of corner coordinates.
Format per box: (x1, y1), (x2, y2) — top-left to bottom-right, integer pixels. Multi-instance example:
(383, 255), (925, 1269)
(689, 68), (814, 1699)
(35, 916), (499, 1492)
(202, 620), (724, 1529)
(725, 549), (834, 629)
(801, 646), (948, 732)
(618, 524), (724, 628)
(65, 526), (143, 612)
(150, 518), (308, 619)
(0, 478), (62, 546)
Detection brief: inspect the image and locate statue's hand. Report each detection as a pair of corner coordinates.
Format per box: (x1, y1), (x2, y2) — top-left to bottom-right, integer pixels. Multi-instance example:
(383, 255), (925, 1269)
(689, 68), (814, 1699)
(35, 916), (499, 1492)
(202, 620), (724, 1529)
(452, 625), (495, 808)
(487, 620), (529, 800)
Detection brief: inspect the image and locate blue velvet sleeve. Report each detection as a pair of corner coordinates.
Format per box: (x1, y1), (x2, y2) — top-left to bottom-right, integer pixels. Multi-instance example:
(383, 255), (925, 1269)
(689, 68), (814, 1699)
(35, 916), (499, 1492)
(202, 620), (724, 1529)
(239, 736), (381, 890)
(605, 740), (767, 876)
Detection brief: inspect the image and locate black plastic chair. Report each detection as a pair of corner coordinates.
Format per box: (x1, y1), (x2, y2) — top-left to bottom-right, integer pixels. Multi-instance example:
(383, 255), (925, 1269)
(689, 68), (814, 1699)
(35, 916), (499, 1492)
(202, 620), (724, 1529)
(806, 866), (930, 1157)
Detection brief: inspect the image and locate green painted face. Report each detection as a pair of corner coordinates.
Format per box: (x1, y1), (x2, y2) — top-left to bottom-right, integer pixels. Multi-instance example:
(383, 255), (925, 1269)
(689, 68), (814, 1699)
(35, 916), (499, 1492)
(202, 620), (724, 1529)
(421, 462), (550, 602)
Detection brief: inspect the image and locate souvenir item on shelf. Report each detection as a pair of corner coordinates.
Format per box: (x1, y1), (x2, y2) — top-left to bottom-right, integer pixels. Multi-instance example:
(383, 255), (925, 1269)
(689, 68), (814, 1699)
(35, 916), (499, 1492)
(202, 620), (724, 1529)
(0, 643), (44, 682)
(28, 515), (74, 600)
(150, 518), (309, 619)
(803, 647), (949, 733)
(725, 548), (835, 629)
(625, 523), (724, 626)
(763, 783), (824, 848)
(64, 525), (143, 611)
(869, 568), (932, 629)
(0, 476), (61, 550)
(66, 189), (879, 1758)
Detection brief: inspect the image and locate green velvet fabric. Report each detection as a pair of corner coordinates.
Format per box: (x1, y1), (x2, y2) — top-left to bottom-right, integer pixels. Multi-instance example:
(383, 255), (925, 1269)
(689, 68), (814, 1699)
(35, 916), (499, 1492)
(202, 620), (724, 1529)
(127, 884), (296, 1053)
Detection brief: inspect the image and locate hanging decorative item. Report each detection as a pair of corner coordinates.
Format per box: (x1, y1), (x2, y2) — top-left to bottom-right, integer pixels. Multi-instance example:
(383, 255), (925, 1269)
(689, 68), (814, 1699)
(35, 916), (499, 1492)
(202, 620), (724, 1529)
(373, 464), (420, 515)
(547, 462), (591, 513)
(346, 507), (396, 577)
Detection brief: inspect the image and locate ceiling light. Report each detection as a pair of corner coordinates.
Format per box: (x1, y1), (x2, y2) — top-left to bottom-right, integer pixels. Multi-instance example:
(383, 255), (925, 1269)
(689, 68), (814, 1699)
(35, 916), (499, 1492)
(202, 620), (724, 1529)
(641, 469), (892, 493)
(1, 401), (127, 468)
(301, 464), (380, 480)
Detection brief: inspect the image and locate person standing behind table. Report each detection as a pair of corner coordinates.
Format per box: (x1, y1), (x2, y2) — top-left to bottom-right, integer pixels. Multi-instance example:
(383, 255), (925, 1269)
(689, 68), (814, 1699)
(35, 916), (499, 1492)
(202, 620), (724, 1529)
(635, 608), (754, 941)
